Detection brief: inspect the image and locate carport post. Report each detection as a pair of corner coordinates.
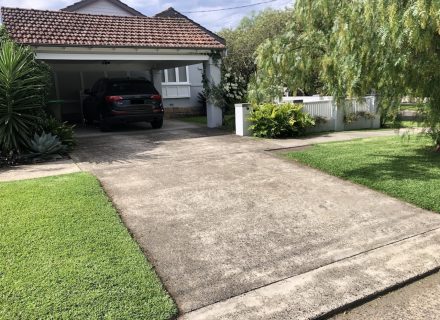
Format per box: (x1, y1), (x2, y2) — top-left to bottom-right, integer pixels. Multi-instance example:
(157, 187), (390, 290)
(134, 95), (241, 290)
(203, 58), (223, 128)
(152, 70), (163, 97)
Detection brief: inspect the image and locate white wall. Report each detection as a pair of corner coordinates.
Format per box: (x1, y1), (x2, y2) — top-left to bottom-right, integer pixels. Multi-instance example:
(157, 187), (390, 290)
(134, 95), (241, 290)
(72, 0), (135, 16)
(162, 63), (204, 109)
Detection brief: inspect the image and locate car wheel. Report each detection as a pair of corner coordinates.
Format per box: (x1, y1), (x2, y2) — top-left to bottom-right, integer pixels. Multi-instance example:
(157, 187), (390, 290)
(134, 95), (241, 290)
(151, 118), (163, 129)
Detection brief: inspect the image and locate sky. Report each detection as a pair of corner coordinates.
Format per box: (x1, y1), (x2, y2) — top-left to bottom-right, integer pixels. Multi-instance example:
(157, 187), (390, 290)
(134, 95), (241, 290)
(0, 0), (293, 31)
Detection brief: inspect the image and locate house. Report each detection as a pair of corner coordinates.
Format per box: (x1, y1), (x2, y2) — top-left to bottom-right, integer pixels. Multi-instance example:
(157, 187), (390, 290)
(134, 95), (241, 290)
(0, 0), (226, 127)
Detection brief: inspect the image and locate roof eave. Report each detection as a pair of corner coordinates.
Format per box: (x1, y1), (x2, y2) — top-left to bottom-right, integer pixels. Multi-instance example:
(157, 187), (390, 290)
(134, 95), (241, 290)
(25, 43), (226, 51)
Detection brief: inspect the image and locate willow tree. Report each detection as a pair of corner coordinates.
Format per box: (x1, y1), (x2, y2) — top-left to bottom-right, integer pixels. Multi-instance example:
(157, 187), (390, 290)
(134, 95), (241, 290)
(248, 0), (343, 102)
(251, 0), (440, 150)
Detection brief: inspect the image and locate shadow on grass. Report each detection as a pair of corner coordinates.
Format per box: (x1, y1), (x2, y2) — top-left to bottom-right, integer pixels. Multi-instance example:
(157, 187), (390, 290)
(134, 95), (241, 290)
(287, 137), (440, 212)
(341, 147), (440, 183)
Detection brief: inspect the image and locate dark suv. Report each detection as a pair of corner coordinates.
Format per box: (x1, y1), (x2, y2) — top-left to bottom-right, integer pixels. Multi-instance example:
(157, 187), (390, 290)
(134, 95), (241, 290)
(83, 78), (164, 131)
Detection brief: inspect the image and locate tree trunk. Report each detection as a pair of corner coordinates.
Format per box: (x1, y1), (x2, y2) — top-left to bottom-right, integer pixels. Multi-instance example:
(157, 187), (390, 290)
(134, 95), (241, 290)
(436, 144), (440, 152)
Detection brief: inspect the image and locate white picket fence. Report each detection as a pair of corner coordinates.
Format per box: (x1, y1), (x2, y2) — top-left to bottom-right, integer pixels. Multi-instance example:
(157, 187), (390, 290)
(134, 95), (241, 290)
(303, 100), (335, 119)
(282, 96), (377, 119)
(281, 95), (380, 131)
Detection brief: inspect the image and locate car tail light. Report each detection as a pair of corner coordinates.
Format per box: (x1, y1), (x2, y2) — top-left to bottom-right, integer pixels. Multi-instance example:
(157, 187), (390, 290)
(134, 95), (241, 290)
(151, 94), (162, 101)
(105, 96), (123, 103)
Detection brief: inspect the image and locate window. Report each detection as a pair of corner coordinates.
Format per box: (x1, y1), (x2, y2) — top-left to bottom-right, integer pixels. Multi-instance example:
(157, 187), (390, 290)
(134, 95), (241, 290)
(160, 66), (191, 99)
(178, 67), (188, 82)
(161, 66), (189, 84)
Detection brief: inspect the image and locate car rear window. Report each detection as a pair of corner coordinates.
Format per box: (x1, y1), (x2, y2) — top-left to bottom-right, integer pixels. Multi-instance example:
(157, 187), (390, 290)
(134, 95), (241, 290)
(107, 81), (158, 95)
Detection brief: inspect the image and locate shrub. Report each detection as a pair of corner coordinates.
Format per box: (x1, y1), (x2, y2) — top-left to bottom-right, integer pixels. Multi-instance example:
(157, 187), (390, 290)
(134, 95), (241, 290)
(0, 40), (49, 155)
(249, 103), (315, 138)
(40, 117), (75, 149)
(314, 115), (328, 125)
(27, 132), (67, 160)
(344, 111), (376, 124)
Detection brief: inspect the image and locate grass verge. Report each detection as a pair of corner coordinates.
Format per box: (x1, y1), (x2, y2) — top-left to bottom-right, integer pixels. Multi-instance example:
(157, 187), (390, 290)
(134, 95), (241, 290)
(286, 136), (440, 213)
(0, 173), (177, 319)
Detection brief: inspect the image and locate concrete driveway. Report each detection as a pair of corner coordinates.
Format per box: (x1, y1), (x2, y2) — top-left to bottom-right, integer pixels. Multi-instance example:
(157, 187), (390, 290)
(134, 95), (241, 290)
(71, 121), (440, 319)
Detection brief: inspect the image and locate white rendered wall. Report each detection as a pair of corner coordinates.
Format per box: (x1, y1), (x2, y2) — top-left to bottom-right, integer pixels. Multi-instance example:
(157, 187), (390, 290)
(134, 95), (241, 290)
(72, 0), (135, 16)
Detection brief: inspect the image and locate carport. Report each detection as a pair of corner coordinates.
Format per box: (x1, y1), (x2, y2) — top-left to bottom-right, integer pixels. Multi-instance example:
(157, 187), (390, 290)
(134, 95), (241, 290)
(0, 7), (225, 128)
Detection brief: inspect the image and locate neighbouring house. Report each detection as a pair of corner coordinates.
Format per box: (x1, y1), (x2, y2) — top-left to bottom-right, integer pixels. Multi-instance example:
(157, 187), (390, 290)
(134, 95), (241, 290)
(0, 0), (226, 127)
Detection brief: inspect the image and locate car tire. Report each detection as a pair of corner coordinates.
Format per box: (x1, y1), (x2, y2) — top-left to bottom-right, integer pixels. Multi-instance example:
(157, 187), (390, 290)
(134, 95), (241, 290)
(151, 118), (163, 129)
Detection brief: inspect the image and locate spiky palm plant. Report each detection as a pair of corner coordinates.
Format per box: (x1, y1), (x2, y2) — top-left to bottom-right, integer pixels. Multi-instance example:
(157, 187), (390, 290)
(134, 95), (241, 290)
(0, 40), (46, 154)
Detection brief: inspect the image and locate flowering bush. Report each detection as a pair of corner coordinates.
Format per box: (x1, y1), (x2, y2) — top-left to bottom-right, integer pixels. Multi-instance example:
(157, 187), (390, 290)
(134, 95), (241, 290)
(222, 67), (246, 103)
(203, 65), (247, 114)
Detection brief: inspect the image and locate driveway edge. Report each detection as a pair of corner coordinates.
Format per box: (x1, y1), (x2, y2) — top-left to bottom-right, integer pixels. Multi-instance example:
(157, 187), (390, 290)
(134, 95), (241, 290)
(181, 228), (440, 320)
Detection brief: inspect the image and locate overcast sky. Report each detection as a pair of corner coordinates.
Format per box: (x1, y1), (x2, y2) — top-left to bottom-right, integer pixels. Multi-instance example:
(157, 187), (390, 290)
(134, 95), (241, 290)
(0, 0), (293, 31)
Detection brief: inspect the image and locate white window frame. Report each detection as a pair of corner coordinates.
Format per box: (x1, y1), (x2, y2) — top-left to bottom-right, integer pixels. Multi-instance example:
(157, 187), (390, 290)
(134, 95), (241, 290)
(161, 66), (190, 85)
(161, 66), (191, 99)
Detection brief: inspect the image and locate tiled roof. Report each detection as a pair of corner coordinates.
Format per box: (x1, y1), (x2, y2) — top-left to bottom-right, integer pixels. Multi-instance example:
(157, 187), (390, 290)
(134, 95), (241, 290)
(0, 7), (226, 49)
(155, 7), (225, 45)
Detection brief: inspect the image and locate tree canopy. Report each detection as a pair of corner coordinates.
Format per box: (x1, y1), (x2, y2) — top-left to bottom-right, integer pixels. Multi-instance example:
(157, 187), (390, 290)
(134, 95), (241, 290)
(211, 8), (293, 110)
(250, 0), (440, 149)
(219, 8), (293, 84)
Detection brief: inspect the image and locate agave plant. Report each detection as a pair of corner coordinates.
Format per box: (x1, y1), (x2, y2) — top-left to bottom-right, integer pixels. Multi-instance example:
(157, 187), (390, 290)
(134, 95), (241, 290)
(0, 40), (48, 154)
(28, 132), (67, 159)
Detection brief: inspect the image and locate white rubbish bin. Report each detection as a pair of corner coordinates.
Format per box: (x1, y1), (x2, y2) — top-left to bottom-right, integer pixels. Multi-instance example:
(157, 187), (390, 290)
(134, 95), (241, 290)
(235, 103), (252, 136)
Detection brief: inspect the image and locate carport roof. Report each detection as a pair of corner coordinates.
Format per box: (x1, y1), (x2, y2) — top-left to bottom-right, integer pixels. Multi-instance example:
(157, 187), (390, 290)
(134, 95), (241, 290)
(0, 7), (226, 50)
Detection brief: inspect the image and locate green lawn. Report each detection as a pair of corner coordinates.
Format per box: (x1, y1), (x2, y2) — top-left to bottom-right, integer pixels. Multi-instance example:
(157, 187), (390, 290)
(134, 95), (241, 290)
(0, 173), (176, 319)
(287, 136), (440, 213)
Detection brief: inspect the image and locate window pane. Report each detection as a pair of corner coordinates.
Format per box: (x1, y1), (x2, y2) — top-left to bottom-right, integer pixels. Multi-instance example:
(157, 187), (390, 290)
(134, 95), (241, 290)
(161, 70), (165, 82)
(167, 69), (176, 82)
(178, 66), (187, 82)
